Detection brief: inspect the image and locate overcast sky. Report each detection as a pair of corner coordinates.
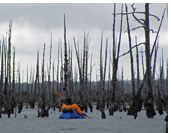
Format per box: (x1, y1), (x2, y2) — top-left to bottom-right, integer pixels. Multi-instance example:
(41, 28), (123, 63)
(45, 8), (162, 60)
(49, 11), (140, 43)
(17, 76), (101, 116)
(0, 3), (168, 82)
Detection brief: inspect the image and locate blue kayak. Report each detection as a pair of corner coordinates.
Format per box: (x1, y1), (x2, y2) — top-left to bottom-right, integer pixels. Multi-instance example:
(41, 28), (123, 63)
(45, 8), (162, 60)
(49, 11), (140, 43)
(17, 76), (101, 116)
(59, 113), (87, 119)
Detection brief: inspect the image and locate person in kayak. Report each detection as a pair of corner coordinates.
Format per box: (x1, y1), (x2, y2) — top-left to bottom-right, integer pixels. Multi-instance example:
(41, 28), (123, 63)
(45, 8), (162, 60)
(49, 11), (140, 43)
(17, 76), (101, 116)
(61, 98), (85, 115)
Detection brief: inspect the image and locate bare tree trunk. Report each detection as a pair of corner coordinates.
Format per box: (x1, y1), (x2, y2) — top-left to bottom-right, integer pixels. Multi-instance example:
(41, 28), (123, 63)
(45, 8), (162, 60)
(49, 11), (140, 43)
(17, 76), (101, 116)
(35, 50), (39, 103)
(109, 3), (123, 116)
(125, 3), (137, 119)
(88, 53), (93, 112)
(99, 32), (107, 119)
(60, 47), (63, 92)
(0, 40), (4, 94)
(48, 34), (52, 106)
(52, 62), (56, 111)
(0, 39), (4, 118)
(56, 44), (60, 112)
(73, 38), (83, 102)
(7, 20), (12, 96)
(12, 46), (17, 117)
(26, 65), (29, 109)
(144, 3), (156, 118)
(135, 36), (140, 88)
(63, 14), (69, 98)
(37, 43), (49, 117)
(152, 41), (158, 98)
(107, 46), (111, 108)
(5, 20), (13, 118)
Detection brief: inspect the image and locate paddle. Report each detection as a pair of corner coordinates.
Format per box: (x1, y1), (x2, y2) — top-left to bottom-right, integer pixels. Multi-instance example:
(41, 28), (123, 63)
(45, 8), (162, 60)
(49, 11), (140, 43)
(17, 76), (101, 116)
(53, 91), (65, 99)
(84, 114), (93, 119)
(53, 91), (93, 119)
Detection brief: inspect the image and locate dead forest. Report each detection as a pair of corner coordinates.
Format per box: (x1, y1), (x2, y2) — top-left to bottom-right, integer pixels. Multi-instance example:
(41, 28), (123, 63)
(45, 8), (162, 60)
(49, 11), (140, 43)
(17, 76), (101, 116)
(0, 3), (168, 129)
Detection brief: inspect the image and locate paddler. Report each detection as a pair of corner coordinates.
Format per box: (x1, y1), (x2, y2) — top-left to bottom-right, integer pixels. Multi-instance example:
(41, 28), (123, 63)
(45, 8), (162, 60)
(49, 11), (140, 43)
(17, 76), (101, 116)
(61, 98), (85, 115)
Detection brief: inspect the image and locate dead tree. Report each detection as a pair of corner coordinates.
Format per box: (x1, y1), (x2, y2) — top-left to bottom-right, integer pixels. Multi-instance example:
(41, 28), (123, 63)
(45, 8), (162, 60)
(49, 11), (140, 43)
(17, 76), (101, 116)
(118, 3), (166, 118)
(7, 20), (12, 96)
(37, 43), (49, 117)
(135, 36), (140, 88)
(143, 3), (155, 118)
(29, 66), (35, 109)
(48, 34), (52, 106)
(99, 32), (108, 119)
(17, 63), (23, 113)
(152, 40), (159, 98)
(0, 39), (4, 118)
(12, 46), (16, 116)
(109, 3), (123, 116)
(60, 47), (63, 90)
(88, 53), (93, 112)
(125, 3), (137, 119)
(25, 65), (29, 109)
(106, 45), (111, 108)
(165, 59), (168, 133)
(73, 32), (90, 111)
(56, 43), (60, 93)
(52, 62), (56, 111)
(63, 14), (69, 98)
(4, 20), (13, 118)
(35, 50), (40, 101)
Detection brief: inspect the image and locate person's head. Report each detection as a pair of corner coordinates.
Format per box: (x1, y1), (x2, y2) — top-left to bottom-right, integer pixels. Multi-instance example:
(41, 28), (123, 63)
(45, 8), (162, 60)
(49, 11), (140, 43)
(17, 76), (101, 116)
(66, 98), (72, 105)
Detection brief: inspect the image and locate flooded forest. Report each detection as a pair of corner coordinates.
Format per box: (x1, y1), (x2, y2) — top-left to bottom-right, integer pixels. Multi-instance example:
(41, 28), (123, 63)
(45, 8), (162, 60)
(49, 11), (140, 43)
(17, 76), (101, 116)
(0, 3), (168, 132)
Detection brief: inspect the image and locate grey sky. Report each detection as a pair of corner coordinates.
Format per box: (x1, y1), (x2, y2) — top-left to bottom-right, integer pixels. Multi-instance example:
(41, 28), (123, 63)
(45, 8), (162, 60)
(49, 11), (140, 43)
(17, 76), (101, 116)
(0, 3), (168, 82)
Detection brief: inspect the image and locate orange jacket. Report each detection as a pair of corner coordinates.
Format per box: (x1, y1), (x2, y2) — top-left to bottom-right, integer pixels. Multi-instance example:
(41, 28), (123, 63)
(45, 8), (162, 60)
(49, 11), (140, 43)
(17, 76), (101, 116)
(61, 104), (85, 115)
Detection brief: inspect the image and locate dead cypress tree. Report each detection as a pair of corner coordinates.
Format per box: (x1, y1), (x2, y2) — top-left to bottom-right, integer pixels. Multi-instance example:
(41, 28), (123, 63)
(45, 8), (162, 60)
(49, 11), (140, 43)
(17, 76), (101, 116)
(26, 65), (29, 109)
(63, 14), (69, 98)
(7, 20), (12, 96)
(56, 43), (60, 93)
(109, 3), (123, 116)
(125, 3), (137, 119)
(12, 46), (15, 95)
(4, 20), (13, 118)
(0, 39), (4, 118)
(37, 50), (40, 100)
(165, 59), (168, 133)
(29, 66), (35, 109)
(101, 38), (108, 119)
(73, 38), (83, 102)
(156, 54), (165, 116)
(21, 71), (24, 102)
(143, 3), (156, 118)
(68, 44), (74, 100)
(98, 31), (104, 112)
(0, 40), (4, 94)
(135, 36), (140, 88)
(85, 34), (89, 110)
(107, 46), (111, 108)
(38, 43), (49, 117)
(99, 31), (104, 117)
(82, 33), (86, 103)
(11, 46), (16, 116)
(48, 33), (52, 106)
(60, 47), (64, 94)
(88, 53), (93, 112)
(52, 61), (56, 111)
(17, 62), (23, 113)
(35, 50), (40, 102)
(152, 40), (159, 98)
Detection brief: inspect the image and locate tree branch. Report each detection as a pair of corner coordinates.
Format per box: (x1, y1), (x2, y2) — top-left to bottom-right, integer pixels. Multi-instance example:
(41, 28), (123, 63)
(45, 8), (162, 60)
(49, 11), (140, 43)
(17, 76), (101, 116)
(124, 26), (144, 33)
(119, 42), (145, 58)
